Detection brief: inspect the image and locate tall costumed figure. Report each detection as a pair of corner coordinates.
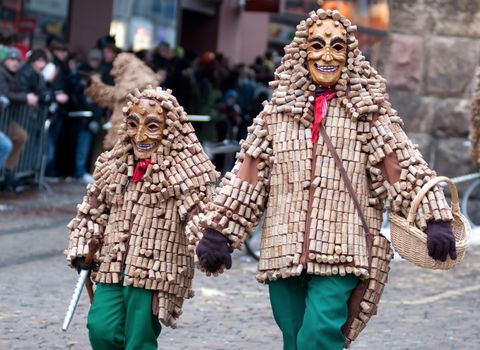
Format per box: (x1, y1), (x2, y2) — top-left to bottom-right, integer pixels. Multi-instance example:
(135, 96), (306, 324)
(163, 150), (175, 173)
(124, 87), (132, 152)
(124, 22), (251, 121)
(189, 6), (457, 350)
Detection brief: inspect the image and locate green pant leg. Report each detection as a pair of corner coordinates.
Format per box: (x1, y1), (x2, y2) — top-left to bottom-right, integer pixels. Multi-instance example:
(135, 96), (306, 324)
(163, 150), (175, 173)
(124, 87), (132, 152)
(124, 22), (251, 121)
(87, 283), (126, 350)
(268, 276), (308, 350)
(123, 285), (161, 350)
(297, 274), (359, 350)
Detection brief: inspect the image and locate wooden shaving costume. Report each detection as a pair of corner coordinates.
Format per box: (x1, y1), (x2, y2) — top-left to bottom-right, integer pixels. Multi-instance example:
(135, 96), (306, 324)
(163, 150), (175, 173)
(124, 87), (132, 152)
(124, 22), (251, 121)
(189, 8), (454, 350)
(85, 53), (159, 149)
(66, 87), (218, 349)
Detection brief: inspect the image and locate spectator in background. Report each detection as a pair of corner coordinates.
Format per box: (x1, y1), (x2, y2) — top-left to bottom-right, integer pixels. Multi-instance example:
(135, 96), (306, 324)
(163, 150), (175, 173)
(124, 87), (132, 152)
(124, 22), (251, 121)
(169, 57), (200, 114)
(44, 40), (70, 177)
(0, 71), (12, 171)
(0, 132), (12, 170)
(0, 33), (12, 61)
(0, 47), (35, 192)
(219, 89), (242, 141)
(97, 36), (119, 86)
(151, 41), (172, 72)
(236, 65), (256, 139)
(68, 48), (103, 183)
(18, 48), (50, 103)
(155, 65), (168, 89)
(12, 33), (29, 60)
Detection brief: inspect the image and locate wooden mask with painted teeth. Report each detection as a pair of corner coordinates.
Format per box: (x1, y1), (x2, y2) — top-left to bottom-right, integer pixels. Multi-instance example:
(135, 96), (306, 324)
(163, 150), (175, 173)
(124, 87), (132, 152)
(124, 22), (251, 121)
(307, 18), (347, 87)
(126, 97), (165, 159)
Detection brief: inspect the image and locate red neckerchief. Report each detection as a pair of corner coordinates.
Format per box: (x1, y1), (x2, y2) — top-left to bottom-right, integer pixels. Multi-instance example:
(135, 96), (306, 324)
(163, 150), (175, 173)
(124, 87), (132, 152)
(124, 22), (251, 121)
(132, 158), (151, 183)
(312, 88), (337, 144)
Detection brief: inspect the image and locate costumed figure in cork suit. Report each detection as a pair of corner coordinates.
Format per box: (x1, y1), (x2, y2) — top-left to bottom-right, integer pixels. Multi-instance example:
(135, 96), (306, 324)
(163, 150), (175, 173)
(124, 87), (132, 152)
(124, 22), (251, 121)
(66, 86), (218, 349)
(189, 7), (457, 350)
(470, 67), (480, 169)
(86, 52), (159, 149)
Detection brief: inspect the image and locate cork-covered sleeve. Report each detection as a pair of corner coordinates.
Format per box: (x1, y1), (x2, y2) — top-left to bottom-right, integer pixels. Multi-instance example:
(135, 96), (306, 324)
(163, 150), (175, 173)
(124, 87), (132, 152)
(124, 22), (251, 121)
(365, 112), (453, 230)
(85, 79), (115, 109)
(175, 121), (219, 222)
(65, 172), (110, 267)
(188, 113), (273, 250)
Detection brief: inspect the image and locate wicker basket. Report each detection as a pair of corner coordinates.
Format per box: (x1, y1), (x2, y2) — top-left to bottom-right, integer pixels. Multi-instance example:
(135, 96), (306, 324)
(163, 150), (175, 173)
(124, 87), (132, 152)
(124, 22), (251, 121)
(390, 176), (471, 270)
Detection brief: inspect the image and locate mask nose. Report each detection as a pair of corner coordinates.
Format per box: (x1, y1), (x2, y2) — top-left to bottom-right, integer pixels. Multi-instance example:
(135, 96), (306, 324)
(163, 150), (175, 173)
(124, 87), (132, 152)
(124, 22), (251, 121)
(322, 50), (333, 63)
(135, 129), (147, 143)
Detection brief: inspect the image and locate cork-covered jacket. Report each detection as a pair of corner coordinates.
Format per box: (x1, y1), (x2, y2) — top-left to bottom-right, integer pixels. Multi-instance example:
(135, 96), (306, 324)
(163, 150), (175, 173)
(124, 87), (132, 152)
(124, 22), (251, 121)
(66, 87), (218, 327)
(188, 13), (452, 283)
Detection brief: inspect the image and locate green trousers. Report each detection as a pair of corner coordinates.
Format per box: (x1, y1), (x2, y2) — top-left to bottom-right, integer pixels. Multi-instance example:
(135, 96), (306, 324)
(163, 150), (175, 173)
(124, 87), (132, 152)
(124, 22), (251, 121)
(87, 282), (161, 350)
(269, 274), (358, 350)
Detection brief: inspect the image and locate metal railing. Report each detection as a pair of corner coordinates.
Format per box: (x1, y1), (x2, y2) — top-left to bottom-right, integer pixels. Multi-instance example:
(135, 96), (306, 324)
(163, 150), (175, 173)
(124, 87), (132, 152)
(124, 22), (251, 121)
(0, 104), (50, 191)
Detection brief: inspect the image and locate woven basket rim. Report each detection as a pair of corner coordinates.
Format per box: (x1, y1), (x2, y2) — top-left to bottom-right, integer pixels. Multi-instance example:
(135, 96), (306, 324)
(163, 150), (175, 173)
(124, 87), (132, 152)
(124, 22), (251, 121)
(390, 211), (471, 249)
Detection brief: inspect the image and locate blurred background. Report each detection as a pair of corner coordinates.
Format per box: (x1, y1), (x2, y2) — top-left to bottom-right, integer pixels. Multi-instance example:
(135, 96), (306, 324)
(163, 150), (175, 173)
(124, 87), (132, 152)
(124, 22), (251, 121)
(0, 1), (480, 349)
(0, 0), (477, 185)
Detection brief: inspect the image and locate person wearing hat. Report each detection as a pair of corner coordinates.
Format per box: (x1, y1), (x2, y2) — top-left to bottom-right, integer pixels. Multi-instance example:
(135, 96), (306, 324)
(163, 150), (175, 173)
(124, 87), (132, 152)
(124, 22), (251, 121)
(0, 47), (36, 192)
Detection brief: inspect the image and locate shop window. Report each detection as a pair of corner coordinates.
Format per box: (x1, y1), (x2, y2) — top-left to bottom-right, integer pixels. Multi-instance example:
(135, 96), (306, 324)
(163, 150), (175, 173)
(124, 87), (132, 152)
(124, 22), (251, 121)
(270, 0), (389, 60)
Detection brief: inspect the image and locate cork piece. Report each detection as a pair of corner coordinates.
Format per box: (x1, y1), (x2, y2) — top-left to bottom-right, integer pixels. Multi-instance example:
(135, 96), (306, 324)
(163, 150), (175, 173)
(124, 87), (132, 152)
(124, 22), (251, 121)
(66, 86), (218, 328)
(470, 67), (480, 169)
(195, 8), (452, 283)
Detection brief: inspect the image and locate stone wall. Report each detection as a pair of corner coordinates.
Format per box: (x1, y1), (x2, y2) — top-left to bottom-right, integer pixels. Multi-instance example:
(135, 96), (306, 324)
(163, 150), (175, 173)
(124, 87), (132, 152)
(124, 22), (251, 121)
(372, 0), (480, 179)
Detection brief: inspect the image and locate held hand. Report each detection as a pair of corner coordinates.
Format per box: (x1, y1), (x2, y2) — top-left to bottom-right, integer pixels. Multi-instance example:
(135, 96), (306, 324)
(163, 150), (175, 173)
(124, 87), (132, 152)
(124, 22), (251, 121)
(71, 257), (94, 274)
(196, 229), (232, 274)
(55, 92), (69, 104)
(26, 93), (38, 107)
(90, 73), (101, 83)
(426, 221), (457, 262)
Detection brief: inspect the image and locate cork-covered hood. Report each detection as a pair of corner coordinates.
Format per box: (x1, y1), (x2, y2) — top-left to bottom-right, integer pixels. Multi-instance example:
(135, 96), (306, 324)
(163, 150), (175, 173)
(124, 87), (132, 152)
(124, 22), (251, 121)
(269, 8), (398, 127)
(93, 86), (219, 208)
(111, 53), (159, 101)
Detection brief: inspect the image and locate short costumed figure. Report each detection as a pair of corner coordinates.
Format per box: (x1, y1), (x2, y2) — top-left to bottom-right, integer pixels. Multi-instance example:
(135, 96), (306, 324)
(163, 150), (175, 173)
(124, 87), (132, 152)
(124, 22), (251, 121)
(470, 67), (480, 169)
(189, 8), (457, 350)
(66, 87), (218, 349)
(85, 53), (159, 149)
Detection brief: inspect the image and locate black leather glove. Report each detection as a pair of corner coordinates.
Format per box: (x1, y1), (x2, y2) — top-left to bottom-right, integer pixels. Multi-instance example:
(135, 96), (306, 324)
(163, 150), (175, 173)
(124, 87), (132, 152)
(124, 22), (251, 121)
(196, 229), (233, 273)
(426, 220), (457, 261)
(71, 257), (94, 273)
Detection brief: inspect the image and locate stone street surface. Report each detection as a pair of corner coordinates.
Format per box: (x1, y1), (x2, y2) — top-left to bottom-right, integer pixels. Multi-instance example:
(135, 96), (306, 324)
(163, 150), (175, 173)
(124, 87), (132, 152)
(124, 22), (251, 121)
(0, 182), (479, 350)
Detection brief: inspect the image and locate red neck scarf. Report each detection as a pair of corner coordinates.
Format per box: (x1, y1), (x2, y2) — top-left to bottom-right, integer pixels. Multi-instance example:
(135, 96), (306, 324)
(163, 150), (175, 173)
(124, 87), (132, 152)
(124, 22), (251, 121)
(312, 89), (337, 144)
(132, 158), (151, 183)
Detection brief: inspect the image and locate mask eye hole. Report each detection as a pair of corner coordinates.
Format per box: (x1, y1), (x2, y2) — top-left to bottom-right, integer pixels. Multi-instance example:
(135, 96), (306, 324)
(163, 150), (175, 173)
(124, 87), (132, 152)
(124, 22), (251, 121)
(332, 43), (345, 51)
(148, 124), (159, 132)
(128, 121), (137, 128)
(311, 43), (323, 50)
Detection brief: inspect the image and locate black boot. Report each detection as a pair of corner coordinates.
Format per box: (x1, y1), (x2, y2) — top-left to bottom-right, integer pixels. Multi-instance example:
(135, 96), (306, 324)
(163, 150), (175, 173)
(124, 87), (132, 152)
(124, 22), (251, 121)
(2, 169), (23, 193)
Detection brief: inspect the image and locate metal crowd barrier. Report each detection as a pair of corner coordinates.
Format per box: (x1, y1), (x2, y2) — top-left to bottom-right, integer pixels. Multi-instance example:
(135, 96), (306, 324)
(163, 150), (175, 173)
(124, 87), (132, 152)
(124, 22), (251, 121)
(0, 104), (50, 191)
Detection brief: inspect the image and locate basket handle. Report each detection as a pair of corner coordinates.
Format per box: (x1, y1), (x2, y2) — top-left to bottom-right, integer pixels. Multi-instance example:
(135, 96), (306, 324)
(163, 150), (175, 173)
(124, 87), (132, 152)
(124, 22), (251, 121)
(407, 176), (460, 225)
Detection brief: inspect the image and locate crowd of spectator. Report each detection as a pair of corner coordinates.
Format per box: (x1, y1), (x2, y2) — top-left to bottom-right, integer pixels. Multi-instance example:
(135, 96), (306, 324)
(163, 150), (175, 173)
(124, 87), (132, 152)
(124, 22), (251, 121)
(0, 33), (278, 193)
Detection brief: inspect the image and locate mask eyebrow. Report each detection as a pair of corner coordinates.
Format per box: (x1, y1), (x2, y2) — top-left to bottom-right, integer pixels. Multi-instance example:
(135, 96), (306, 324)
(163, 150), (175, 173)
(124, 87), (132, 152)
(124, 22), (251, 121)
(330, 36), (347, 46)
(127, 114), (140, 122)
(308, 35), (326, 46)
(144, 115), (164, 125)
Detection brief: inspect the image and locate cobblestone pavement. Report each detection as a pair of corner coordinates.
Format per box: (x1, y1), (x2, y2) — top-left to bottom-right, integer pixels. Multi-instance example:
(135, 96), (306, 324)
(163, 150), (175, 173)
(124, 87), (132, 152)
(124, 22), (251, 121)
(0, 182), (479, 350)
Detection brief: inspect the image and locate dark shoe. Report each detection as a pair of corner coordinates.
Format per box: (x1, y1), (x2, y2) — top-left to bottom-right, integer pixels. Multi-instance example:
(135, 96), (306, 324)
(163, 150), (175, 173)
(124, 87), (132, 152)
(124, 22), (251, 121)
(2, 170), (24, 193)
